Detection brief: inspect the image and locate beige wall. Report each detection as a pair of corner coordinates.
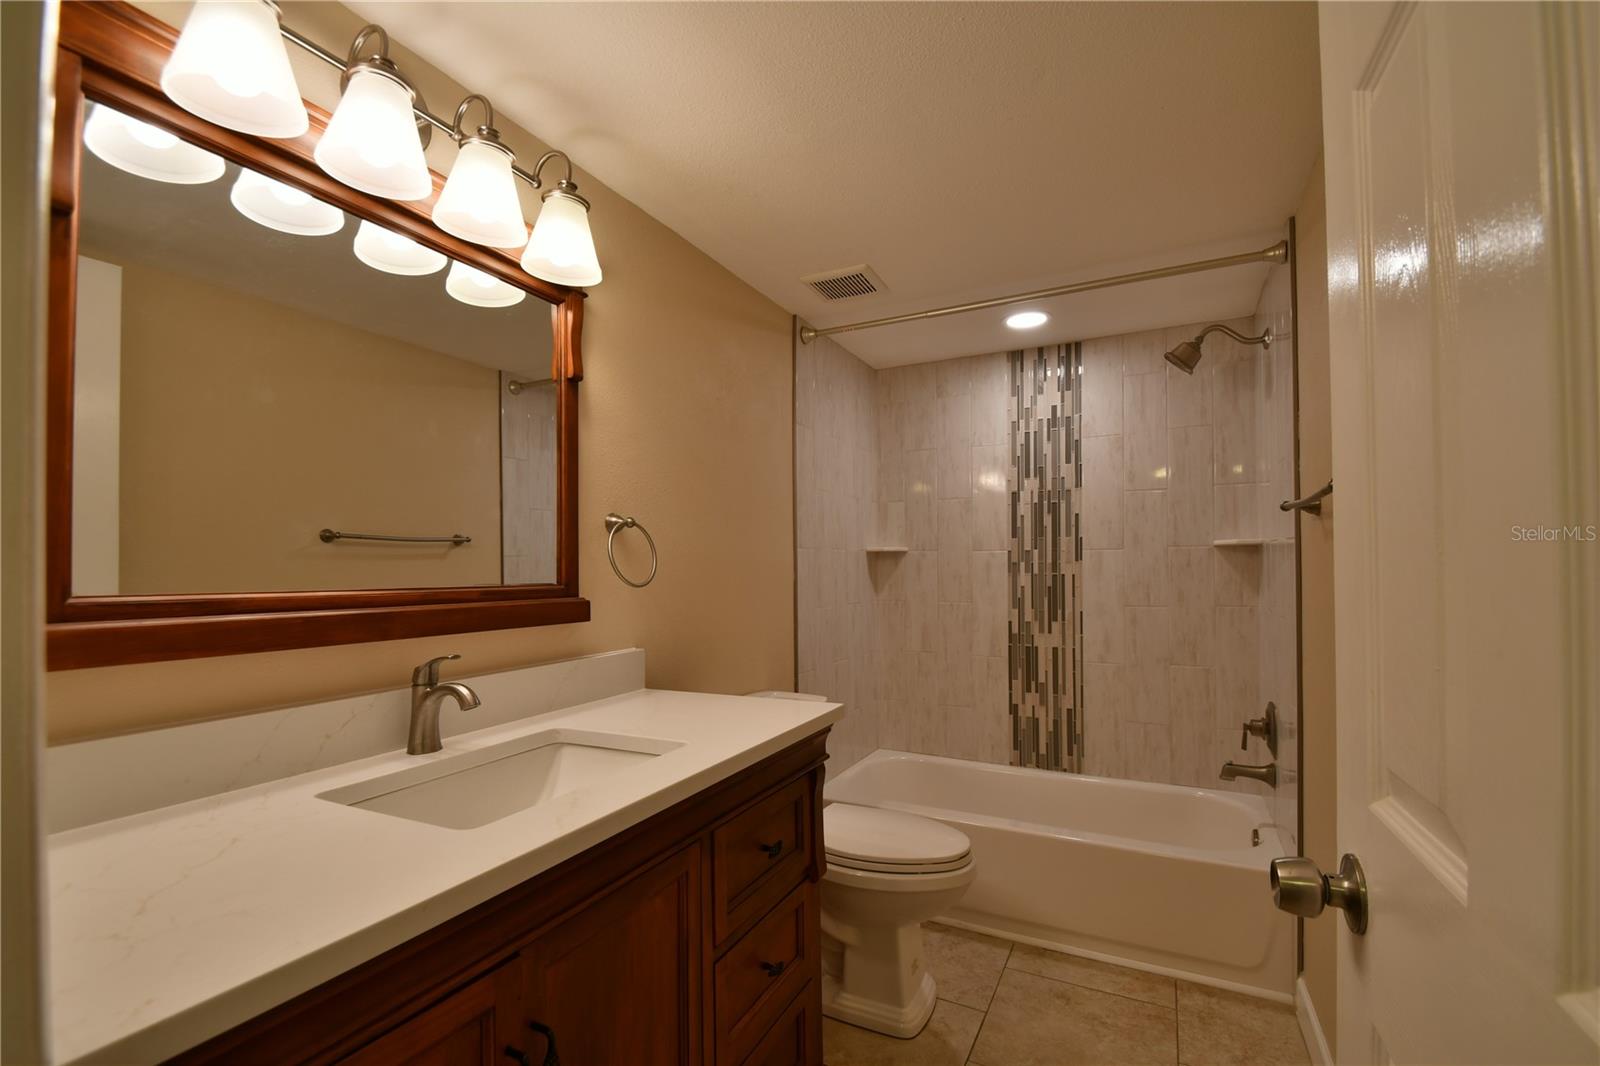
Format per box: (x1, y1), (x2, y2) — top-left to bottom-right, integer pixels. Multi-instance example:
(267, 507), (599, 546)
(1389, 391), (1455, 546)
(46, 1), (795, 741)
(1294, 155), (1337, 1053)
(99, 257), (504, 593)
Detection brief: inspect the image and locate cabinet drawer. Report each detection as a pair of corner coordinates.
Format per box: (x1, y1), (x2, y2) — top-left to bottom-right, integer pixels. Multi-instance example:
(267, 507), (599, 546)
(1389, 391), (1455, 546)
(738, 981), (819, 1066)
(714, 883), (817, 1066)
(712, 777), (813, 943)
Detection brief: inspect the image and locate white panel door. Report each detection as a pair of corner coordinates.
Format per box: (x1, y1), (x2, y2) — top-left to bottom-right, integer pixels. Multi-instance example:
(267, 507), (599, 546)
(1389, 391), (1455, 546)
(1320, 1), (1598, 1063)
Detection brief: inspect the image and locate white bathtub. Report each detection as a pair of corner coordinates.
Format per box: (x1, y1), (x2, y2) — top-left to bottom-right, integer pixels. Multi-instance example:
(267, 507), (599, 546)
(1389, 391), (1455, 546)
(824, 750), (1295, 1000)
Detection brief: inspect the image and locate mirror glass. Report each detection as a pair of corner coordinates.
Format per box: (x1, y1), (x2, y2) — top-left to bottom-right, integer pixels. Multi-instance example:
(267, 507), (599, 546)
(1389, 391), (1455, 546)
(71, 102), (559, 596)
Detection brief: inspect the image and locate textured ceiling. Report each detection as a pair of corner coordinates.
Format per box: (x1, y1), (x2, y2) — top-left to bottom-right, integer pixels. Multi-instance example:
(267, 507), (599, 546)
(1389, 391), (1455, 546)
(346, 1), (1321, 366)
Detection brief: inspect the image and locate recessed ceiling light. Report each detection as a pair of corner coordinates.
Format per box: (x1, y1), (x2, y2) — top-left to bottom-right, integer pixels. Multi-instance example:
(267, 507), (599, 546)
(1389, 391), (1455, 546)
(1005, 310), (1049, 330)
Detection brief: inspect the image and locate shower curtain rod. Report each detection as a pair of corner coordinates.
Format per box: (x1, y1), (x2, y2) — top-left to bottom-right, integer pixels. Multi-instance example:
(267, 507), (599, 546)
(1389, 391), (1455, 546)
(797, 239), (1289, 344)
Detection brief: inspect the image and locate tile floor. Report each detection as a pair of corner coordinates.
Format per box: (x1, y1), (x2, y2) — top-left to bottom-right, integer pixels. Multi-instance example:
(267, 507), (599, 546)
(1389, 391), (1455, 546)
(822, 923), (1312, 1066)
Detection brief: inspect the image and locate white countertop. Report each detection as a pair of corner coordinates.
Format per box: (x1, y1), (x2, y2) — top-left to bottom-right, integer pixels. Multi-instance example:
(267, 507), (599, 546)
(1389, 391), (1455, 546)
(47, 687), (840, 1065)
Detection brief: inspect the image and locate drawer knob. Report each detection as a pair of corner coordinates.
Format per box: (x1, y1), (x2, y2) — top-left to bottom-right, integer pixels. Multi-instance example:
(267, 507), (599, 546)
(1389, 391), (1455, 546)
(757, 839), (785, 859)
(504, 1048), (530, 1065)
(759, 960), (787, 977)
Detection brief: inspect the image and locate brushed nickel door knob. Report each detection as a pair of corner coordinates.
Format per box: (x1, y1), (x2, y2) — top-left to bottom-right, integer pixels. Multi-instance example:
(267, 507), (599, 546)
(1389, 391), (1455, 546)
(1270, 853), (1369, 934)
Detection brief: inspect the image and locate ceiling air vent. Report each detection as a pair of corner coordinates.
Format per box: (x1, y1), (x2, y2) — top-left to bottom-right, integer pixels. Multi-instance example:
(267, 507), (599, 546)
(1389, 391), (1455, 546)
(801, 264), (886, 301)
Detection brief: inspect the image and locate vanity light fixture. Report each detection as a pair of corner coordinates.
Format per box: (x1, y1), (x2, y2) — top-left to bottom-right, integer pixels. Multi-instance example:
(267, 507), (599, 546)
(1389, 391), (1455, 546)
(229, 167), (345, 236)
(1005, 310), (1050, 330)
(520, 151), (602, 287)
(160, 0), (308, 138)
(83, 104), (226, 185)
(158, 8), (605, 286)
(433, 95), (527, 249)
(313, 26), (433, 201)
(445, 260), (527, 308)
(353, 220), (447, 276)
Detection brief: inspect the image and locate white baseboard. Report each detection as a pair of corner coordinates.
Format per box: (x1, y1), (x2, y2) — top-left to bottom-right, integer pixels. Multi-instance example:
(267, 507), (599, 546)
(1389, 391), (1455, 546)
(1296, 975), (1333, 1066)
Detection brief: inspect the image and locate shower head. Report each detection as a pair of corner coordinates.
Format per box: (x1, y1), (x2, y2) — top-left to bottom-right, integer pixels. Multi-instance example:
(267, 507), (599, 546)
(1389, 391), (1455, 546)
(1163, 324), (1273, 375)
(1164, 338), (1205, 374)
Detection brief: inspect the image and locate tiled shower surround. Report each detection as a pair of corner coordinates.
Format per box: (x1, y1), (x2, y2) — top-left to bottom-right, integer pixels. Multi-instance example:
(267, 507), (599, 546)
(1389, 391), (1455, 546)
(1077, 314), (1296, 824)
(500, 373), (558, 585)
(797, 294), (1297, 839)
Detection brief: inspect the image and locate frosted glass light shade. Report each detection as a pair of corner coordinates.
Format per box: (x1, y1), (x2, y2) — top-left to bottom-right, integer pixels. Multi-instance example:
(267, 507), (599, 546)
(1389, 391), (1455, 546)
(83, 105), (225, 185)
(520, 192), (602, 287)
(314, 69), (431, 201)
(433, 140), (526, 248)
(445, 261), (526, 308)
(229, 168), (344, 235)
(353, 220), (447, 276)
(161, 0), (308, 138)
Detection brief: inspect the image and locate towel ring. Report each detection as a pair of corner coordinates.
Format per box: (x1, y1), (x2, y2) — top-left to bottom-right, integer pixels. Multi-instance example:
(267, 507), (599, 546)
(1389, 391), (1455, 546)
(604, 513), (657, 588)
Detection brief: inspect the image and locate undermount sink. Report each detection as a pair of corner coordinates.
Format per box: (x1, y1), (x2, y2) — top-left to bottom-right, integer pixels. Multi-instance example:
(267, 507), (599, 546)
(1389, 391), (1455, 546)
(319, 728), (683, 830)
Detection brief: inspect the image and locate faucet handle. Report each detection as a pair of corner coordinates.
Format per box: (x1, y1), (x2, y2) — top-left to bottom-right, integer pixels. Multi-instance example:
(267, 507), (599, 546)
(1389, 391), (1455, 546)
(1240, 701), (1279, 755)
(412, 653), (461, 687)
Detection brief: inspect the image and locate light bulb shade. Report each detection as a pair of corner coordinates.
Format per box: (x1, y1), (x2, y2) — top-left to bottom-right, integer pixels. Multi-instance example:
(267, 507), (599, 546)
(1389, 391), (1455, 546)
(83, 104), (226, 185)
(161, 0), (308, 138)
(314, 69), (432, 201)
(445, 261), (527, 308)
(229, 167), (344, 235)
(433, 140), (526, 248)
(353, 220), (447, 276)
(520, 191), (601, 287)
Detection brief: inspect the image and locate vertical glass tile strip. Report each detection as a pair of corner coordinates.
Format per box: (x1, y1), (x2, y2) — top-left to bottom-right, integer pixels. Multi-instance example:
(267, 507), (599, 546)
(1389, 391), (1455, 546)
(1006, 344), (1084, 772)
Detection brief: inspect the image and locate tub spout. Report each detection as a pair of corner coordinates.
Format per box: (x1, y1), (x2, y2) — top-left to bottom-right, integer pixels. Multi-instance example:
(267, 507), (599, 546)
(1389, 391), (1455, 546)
(1220, 761), (1277, 787)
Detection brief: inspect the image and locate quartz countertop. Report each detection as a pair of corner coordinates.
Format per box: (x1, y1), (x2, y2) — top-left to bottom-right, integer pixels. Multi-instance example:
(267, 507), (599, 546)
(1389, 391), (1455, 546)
(47, 687), (840, 1065)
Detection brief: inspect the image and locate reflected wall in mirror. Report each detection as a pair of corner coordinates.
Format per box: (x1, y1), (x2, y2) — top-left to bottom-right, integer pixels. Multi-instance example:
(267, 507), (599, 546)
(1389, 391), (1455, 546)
(72, 102), (559, 596)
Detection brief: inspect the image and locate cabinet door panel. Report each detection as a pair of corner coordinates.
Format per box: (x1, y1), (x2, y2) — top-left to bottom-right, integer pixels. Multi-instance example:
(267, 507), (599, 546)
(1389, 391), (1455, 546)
(340, 961), (520, 1066)
(522, 845), (702, 1066)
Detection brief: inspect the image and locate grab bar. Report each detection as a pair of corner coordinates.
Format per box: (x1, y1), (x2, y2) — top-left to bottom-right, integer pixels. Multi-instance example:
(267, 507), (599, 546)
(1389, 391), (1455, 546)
(319, 528), (471, 546)
(1280, 478), (1332, 516)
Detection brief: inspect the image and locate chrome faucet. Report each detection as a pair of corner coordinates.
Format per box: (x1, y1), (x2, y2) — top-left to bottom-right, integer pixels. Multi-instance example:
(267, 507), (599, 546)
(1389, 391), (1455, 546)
(1220, 761), (1278, 787)
(407, 654), (481, 755)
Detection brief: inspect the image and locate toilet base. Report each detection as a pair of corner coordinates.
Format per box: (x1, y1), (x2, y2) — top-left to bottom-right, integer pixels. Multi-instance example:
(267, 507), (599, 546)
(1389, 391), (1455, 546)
(821, 968), (938, 1039)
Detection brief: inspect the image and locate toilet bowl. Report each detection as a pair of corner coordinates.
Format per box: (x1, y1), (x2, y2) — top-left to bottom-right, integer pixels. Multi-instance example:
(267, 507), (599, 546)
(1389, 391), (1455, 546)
(820, 802), (976, 1038)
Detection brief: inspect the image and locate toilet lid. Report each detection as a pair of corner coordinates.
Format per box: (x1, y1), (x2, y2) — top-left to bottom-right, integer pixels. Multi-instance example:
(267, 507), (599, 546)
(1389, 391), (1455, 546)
(823, 803), (972, 872)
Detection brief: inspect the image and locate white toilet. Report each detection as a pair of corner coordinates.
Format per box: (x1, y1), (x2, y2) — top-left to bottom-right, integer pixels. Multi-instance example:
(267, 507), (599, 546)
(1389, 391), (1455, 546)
(819, 802), (977, 1038)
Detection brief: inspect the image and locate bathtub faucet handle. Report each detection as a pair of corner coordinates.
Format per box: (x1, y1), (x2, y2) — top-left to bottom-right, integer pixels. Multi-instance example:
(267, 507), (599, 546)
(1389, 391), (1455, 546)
(1240, 702), (1278, 756)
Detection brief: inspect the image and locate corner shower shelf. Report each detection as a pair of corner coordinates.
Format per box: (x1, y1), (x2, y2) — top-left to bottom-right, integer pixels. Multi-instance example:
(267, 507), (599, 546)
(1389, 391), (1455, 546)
(864, 546), (910, 553)
(1212, 538), (1266, 547)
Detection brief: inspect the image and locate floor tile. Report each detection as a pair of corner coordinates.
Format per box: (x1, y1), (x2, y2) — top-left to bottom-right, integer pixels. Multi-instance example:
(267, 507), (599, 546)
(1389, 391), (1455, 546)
(1175, 980), (1309, 1066)
(823, 998), (984, 1066)
(922, 922), (1012, 1010)
(1006, 942), (1177, 1008)
(968, 967), (1178, 1066)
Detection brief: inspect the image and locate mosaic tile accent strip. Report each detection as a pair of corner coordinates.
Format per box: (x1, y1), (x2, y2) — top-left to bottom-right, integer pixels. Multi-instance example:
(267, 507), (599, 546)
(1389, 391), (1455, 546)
(1007, 344), (1084, 772)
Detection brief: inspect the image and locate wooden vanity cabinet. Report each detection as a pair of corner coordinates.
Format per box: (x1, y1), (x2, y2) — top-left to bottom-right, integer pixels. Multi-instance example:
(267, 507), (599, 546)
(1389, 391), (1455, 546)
(167, 732), (827, 1066)
(516, 843), (703, 1065)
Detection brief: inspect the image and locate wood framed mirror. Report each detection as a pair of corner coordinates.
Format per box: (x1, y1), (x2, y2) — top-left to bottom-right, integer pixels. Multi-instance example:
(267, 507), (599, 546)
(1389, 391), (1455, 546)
(46, 2), (589, 670)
